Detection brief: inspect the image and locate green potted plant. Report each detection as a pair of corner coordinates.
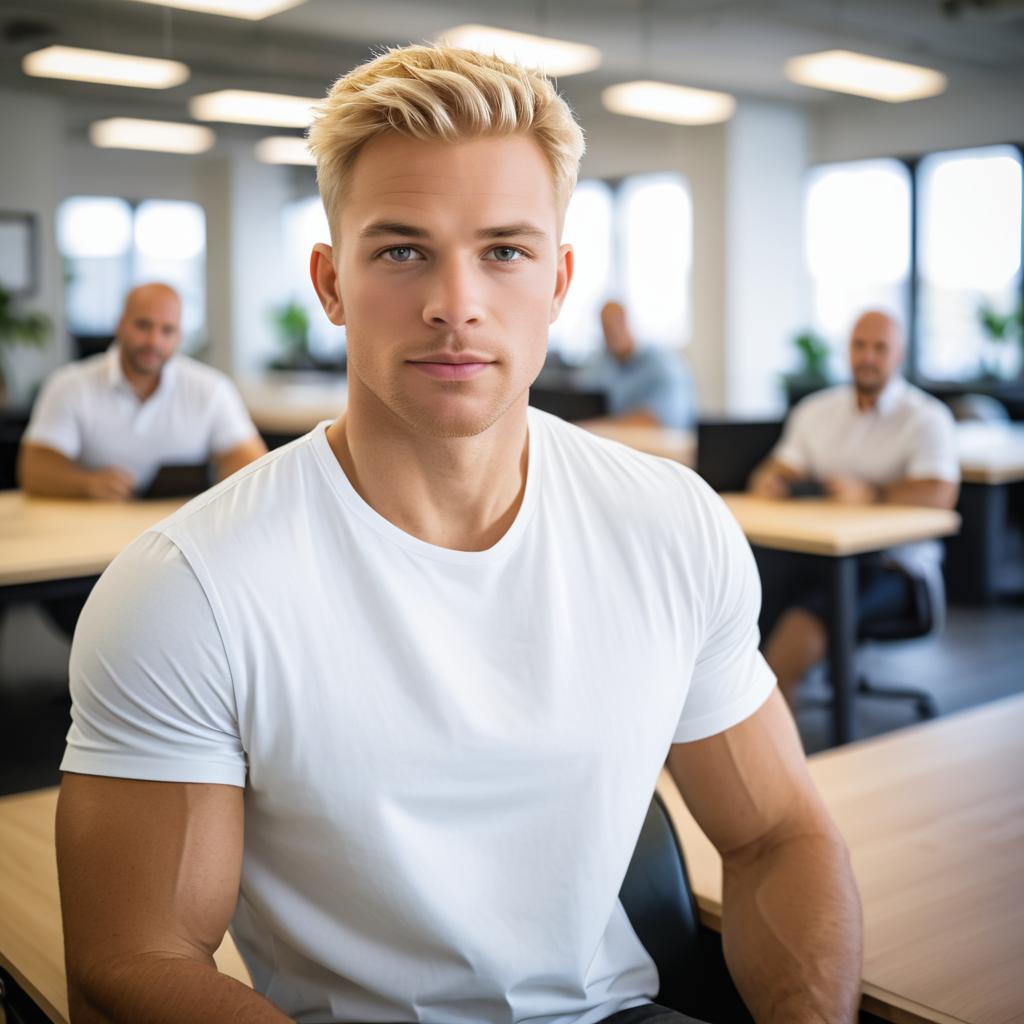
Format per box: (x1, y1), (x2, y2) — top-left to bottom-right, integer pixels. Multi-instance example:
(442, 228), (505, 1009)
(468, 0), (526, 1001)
(781, 329), (831, 407)
(0, 285), (51, 407)
(977, 298), (1023, 380)
(268, 300), (314, 371)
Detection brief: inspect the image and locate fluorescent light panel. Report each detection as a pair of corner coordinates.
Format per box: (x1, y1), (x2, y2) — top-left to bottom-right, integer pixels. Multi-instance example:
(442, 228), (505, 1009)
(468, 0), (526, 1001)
(602, 81), (736, 125)
(438, 24), (601, 77)
(22, 45), (189, 89)
(784, 50), (947, 102)
(256, 136), (315, 165)
(124, 0), (305, 19)
(89, 118), (215, 154)
(190, 89), (320, 127)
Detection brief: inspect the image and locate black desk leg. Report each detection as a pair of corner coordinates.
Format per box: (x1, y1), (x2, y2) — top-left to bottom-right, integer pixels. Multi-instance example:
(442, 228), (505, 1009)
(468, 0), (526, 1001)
(945, 482), (1006, 606)
(828, 555), (858, 746)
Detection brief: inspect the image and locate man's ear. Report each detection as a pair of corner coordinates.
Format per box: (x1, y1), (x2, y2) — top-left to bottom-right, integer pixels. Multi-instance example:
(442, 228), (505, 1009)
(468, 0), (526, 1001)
(310, 243), (346, 326)
(549, 243), (574, 324)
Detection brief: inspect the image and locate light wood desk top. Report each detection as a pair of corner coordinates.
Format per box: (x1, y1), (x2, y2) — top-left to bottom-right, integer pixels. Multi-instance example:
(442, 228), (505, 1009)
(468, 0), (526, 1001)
(0, 493), (183, 588)
(241, 372), (346, 435)
(722, 494), (961, 557)
(956, 422), (1024, 485)
(580, 421), (696, 465)
(0, 787), (251, 1024)
(658, 693), (1024, 1024)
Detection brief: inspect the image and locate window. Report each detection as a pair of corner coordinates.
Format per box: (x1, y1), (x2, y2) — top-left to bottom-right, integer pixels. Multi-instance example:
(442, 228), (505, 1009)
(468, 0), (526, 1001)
(57, 196), (207, 350)
(549, 173), (692, 362)
(917, 145), (1023, 381)
(280, 195), (342, 360)
(804, 159), (911, 372)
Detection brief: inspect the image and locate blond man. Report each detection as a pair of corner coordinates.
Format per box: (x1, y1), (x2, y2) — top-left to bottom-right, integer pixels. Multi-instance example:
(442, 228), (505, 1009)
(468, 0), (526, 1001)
(56, 47), (861, 1024)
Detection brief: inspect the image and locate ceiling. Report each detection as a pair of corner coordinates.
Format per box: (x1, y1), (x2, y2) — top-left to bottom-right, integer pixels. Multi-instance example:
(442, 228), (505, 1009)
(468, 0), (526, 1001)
(2, 0), (1024, 140)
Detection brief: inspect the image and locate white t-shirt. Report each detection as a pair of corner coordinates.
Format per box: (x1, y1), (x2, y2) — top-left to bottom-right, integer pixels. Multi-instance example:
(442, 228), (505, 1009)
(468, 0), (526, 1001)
(772, 377), (959, 616)
(24, 345), (259, 491)
(62, 408), (776, 1024)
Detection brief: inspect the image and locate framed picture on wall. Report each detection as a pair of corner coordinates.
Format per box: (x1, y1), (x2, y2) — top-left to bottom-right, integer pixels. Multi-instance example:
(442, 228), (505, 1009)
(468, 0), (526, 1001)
(0, 212), (38, 297)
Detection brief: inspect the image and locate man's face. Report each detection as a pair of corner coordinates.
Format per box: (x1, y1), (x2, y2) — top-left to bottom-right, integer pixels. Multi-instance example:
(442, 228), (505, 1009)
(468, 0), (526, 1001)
(601, 303), (635, 363)
(849, 314), (903, 396)
(317, 132), (572, 439)
(117, 289), (181, 378)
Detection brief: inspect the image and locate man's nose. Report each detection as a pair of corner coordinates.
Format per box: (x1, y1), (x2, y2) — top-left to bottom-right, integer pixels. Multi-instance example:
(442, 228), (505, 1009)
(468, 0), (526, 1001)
(421, 257), (485, 332)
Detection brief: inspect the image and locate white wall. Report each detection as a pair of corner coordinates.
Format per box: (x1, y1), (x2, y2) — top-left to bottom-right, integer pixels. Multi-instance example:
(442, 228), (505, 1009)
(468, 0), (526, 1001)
(724, 102), (810, 416)
(813, 85), (1024, 165)
(0, 89), (67, 405)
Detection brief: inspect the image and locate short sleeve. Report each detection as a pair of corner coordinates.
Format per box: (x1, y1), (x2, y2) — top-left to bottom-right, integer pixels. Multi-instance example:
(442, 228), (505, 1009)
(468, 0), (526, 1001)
(770, 401), (810, 475)
(61, 530), (246, 786)
(673, 487), (777, 743)
(23, 371), (83, 459)
(905, 403), (959, 483)
(209, 378), (260, 456)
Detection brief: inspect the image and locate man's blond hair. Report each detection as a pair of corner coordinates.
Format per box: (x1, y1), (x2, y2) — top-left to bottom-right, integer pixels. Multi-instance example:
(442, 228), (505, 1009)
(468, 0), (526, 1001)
(307, 44), (585, 229)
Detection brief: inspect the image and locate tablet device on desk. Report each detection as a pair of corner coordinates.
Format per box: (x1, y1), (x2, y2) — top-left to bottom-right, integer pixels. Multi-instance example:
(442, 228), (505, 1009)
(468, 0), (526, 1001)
(789, 478), (826, 498)
(140, 463), (213, 500)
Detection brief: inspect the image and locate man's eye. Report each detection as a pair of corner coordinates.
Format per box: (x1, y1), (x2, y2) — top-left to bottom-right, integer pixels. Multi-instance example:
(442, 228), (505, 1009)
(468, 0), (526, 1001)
(488, 246), (525, 263)
(382, 247), (421, 262)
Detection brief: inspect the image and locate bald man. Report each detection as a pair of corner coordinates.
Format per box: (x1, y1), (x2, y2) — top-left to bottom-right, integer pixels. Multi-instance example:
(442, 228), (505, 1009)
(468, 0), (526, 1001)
(748, 311), (959, 703)
(20, 283), (266, 500)
(574, 301), (695, 430)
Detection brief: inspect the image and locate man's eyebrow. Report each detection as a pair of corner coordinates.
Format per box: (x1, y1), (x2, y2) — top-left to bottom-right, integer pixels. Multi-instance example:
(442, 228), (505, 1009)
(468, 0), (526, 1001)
(359, 221), (429, 239)
(357, 221), (550, 241)
(476, 223), (548, 240)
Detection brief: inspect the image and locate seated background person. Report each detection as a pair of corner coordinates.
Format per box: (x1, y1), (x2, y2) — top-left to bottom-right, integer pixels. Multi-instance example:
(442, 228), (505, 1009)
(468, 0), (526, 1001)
(748, 310), (959, 703)
(18, 282), (266, 500)
(574, 300), (696, 430)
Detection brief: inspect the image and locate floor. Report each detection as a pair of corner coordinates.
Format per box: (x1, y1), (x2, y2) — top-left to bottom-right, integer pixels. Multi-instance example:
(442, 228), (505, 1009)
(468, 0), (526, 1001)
(1, 601), (1023, 797)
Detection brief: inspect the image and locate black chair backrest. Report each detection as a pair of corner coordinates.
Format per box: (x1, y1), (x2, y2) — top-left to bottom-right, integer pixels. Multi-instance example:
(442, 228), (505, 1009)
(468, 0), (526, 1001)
(529, 385), (608, 422)
(696, 420), (784, 494)
(620, 793), (753, 1023)
(858, 570), (933, 642)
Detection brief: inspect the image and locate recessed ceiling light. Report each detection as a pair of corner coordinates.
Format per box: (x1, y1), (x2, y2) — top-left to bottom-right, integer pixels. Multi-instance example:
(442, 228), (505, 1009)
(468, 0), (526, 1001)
(22, 45), (189, 89)
(124, 0), (305, 19)
(255, 136), (315, 165)
(89, 118), (215, 154)
(437, 24), (601, 77)
(189, 89), (320, 127)
(601, 81), (736, 125)
(784, 50), (947, 102)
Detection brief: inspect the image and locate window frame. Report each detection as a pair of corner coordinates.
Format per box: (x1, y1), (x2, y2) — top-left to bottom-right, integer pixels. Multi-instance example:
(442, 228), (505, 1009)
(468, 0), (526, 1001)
(806, 142), (1024, 390)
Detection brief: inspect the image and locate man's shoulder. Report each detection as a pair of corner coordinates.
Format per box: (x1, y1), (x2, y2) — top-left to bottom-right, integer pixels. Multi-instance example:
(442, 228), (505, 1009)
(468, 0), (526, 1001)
(792, 383), (849, 416)
(40, 352), (109, 395)
(899, 382), (954, 424)
(534, 407), (711, 511)
(155, 429), (324, 552)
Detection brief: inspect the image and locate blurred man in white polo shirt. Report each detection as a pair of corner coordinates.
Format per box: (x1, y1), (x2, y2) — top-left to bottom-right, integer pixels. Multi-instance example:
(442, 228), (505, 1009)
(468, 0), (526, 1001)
(748, 310), (959, 702)
(18, 282), (266, 499)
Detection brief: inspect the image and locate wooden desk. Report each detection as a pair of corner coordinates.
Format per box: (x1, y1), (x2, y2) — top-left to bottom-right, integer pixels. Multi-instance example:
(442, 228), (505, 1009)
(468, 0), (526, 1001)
(948, 423), (1024, 606)
(0, 493), (183, 596)
(722, 495), (961, 744)
(0, 787), (251, 1023)
(241, 373), (346, 437)
(658, 692), (1024, 1024)
(580, 422), (696, 466)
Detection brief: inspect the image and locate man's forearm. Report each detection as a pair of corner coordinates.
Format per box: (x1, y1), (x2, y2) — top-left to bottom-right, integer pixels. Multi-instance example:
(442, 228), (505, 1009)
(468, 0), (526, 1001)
(70, 953), (292, 1024)
(720, 828), (863, 1024)
(880, 478), (958, 509)
(18, 448), (92, 498)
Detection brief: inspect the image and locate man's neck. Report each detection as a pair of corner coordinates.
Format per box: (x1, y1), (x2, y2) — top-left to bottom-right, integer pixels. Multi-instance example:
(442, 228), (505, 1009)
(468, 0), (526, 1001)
(118, 350), (161, 402)
(326, 389), (530, 552)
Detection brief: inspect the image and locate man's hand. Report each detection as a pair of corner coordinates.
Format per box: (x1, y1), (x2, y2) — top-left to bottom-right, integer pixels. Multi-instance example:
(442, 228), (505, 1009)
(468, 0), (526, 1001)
(85, 467), (135, 501)
(748, 463), (793, 500)
(824, 475), (877, 505)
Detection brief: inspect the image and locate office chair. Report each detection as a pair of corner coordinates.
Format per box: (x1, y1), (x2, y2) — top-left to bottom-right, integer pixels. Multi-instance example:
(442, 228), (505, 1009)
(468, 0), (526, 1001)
(619, 793), (753, 1024)
(854, 570), (938, 720)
